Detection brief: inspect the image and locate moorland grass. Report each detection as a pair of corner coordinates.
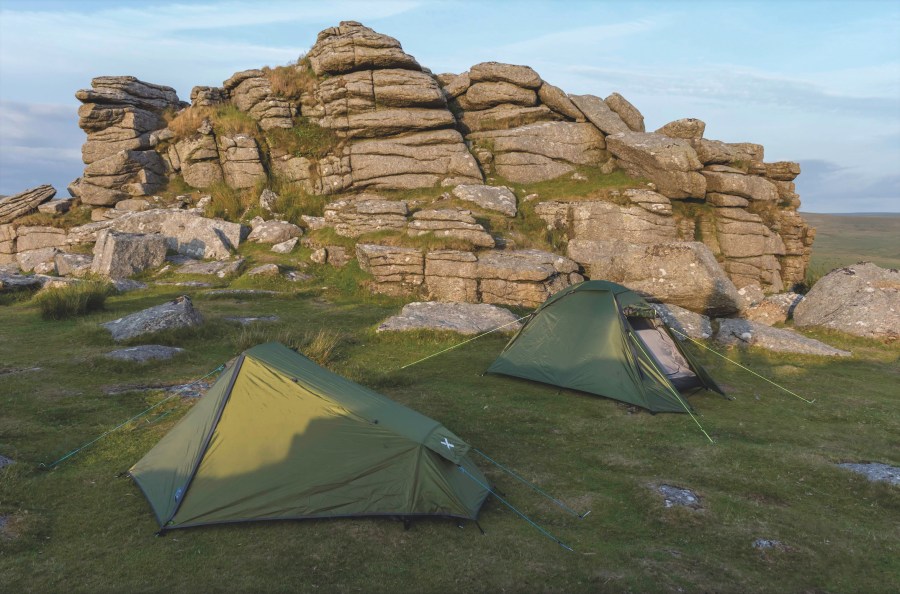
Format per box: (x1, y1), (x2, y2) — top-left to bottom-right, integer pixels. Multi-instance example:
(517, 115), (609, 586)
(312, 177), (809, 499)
(31, 280), (113, 320)
(1, 235), (899, 593)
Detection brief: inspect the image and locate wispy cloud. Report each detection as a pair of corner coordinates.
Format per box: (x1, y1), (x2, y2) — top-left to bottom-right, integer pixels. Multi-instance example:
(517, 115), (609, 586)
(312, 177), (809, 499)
(562, 65), (899, 119)
(0, 1), (421, 99)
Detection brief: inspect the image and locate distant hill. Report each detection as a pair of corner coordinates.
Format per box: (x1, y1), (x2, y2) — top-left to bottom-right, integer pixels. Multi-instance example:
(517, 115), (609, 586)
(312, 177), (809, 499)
(802, 212), (900, 271)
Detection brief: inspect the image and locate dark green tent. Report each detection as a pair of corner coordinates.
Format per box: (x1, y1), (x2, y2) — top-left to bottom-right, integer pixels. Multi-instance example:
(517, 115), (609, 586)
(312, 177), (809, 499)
(487, 281), (725, 413)
(130, 342), (489, 531)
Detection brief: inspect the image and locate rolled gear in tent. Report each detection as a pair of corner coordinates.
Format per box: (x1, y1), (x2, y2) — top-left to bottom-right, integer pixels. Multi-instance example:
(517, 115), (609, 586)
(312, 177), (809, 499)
(130, 342), (489, 531)
(487, 280), (725, 413)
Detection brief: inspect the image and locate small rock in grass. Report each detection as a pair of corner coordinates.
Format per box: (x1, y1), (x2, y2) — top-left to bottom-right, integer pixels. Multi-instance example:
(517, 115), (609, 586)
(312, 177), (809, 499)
(224, 315), (279, 325)
(285, 271), (313, 282)
(838, 462), (900, 485)
(752, 538), (783, 550)
(0, 455), (14, 469)
(271, 237), (298, 254)
(657, 484), (701, 509)
(104, 345), (184, 362)
(248, 263), (279, 276)
(112, 279), (147, 293)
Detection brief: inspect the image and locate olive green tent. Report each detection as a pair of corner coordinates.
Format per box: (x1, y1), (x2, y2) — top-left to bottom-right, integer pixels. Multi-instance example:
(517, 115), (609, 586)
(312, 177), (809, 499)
(130, 342), (489, 532)
(487, 281), (725, 413)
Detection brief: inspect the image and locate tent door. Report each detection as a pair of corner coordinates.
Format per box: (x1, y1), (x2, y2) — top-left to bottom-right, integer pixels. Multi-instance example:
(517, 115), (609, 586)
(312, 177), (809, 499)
(627, 317), (702, 392)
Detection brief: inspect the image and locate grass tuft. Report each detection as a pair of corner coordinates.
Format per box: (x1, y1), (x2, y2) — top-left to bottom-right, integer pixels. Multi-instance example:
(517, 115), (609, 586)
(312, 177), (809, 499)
(262, 57), (317, 101)
(32, 280), (113, 320)
(266, 117), (341, 160)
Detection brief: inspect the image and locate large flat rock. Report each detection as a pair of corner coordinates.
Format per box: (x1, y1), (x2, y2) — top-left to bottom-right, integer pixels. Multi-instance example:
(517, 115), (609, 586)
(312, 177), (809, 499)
(101, 295), (203, 342)
(715, 318), (850, 356)
(377, 301), (522, 334)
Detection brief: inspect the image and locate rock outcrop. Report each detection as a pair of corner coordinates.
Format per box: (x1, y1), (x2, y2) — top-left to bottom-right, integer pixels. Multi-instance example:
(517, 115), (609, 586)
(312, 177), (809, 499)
(0, 185), (56, 223)
(56, 20), (816, 303)
(793, 263), (900, 340)
(75, 76), (182, 205)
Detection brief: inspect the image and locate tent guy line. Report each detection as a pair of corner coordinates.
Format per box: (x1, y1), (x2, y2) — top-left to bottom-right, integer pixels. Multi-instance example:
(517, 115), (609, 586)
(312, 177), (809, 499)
(473, 448), (591, 519)
(457, 465), (575, 552)
(667, 328), (815, 404)
(38, 364), (226, 470)
(398, 314), (532, 370)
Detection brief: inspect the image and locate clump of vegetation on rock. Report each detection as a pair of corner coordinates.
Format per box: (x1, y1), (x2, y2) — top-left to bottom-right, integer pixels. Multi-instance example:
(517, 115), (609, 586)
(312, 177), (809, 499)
(166, 104), (262, 141)
(266, 117), (341, 160)
(32, 280), (113, 320)
(262, 57), (318, 101)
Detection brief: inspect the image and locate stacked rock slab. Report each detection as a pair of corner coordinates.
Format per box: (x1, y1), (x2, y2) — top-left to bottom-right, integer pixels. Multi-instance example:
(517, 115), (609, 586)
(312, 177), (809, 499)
(440, 63), (618, 183)
(297, 21), (482, 192)
(323, 195), (409, 237)
(357, 243), (579, 307)
(0, 185), (56, 223)
(74, 77), (183, 205)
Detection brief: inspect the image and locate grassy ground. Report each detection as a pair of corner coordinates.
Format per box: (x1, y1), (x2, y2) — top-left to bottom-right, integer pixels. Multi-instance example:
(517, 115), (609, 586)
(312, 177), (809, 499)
(802, 212), (900, 271)
(1, 263), (898, 593)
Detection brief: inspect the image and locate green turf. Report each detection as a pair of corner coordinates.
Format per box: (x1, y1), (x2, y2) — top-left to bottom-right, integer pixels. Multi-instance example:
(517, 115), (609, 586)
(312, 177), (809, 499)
(1, 270), (898, 593)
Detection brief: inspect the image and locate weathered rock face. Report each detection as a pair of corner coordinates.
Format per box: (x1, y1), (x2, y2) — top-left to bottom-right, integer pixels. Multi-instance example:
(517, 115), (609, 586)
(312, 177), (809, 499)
(656, 118), (705, 140)
(324, 195), (409, 237)
(54, 252), (94, 277)
(536, 190), (676, 244)
(107, 209), (243, 260)
(715, 318), (851, 356)
(606, 132), (706, 199)
(569, 94), (630, 135)
(378, 301), (522, 334)
(650, 303), (712, 340)
(476, 249), (579, 307)
(174, 131), (223, 188)
(567, 240), (741, 316)
(217, 134), (266, 188)
(91, 230), (167, 278)
(408, 208), (494, 247)
(743, 292), (804, 325)
(794, 263), (900, 340)
(356, 244), (424, 295)
(356, 242), (579, 307)
(451, 184), (517, 217)
(15, 226), (67, 252)
(101, 295), (203, 341)
(75, 76), (182, 205)
(247, 219), (303, 244)
(604, 93), (645, 132)
(468, 122), (607, 183)
(0, 185), (56, 223)
(222, 69), (294, 130)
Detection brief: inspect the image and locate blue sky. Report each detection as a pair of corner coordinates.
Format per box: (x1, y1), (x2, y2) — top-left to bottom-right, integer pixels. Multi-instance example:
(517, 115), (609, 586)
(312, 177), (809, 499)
(0, 0), (898, 212)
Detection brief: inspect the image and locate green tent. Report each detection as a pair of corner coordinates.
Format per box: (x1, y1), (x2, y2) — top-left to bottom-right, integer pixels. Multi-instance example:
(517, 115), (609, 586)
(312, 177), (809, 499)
(487, 280), (725, 413)
(130, 342), (489, 531)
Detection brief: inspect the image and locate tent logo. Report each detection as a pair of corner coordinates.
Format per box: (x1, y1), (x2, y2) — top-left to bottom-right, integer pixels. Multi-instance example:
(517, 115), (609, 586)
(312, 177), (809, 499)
(441, 438), (455, 451)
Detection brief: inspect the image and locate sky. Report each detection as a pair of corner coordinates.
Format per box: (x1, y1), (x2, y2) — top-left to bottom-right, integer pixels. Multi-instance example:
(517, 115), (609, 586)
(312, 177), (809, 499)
(0, 0), (898, 213)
